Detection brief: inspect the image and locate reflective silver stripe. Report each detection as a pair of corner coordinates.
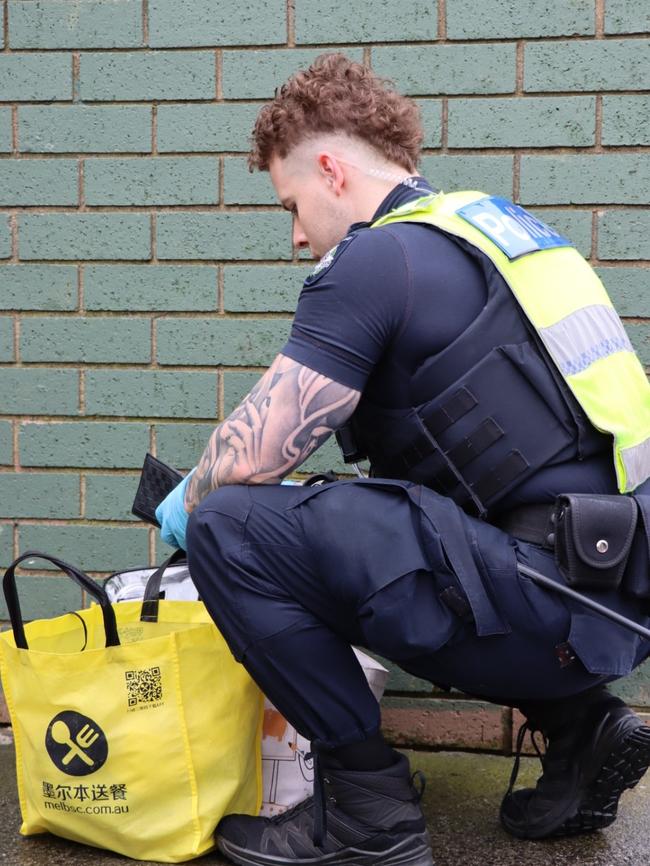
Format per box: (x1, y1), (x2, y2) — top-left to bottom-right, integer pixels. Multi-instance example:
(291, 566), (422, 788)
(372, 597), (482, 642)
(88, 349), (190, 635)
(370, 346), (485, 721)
(622, 437), (650, 491)
(539, 304), (633, 377)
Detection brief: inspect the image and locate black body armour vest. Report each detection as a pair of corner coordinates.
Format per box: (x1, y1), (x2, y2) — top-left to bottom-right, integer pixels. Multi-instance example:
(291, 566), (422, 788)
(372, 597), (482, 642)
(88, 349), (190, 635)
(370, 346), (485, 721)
(340, 233), (611, 519)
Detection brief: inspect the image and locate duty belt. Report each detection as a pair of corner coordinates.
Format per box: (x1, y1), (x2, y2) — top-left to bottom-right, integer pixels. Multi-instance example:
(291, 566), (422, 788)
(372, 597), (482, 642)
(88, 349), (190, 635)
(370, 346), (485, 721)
(493, 503), (556, 549)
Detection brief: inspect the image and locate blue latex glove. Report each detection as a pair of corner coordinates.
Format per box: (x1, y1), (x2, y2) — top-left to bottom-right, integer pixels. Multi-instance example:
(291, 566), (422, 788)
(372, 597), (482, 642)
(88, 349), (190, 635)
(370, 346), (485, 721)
(155, 468), (196, 551)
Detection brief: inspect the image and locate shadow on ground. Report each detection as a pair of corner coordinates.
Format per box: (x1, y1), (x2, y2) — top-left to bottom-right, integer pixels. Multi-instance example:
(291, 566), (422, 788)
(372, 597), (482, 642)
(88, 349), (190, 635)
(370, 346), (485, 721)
(1, 732), (647, 865)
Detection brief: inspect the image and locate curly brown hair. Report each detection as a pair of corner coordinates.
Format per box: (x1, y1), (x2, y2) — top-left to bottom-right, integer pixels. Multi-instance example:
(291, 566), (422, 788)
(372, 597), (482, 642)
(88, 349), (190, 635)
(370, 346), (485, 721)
(248, 53), (423, 173)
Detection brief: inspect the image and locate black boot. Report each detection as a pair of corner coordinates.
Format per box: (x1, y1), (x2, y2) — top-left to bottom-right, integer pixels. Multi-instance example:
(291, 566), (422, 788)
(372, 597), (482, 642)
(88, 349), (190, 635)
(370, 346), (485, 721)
(500, 695), (650, 839)
(216, 752), (433, 865)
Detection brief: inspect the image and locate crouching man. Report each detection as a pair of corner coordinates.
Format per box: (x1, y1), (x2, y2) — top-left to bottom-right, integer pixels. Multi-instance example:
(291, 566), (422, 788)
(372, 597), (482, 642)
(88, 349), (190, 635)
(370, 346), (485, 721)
(156, 54), (650, 866)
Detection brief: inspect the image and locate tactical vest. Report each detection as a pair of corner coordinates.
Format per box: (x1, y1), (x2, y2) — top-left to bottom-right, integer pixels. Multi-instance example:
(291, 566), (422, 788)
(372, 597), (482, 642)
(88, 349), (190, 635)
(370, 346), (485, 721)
(339, 191), (650, 517)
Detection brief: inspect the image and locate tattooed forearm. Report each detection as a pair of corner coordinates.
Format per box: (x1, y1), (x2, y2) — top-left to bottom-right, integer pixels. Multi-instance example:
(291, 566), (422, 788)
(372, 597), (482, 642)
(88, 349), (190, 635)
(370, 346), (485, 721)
(184, 354), (360, 512)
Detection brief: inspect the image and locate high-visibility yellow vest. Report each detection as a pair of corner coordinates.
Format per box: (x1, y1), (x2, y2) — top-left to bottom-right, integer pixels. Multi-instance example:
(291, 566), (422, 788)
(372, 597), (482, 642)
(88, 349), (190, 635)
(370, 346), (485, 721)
(371, 191), (650, 494)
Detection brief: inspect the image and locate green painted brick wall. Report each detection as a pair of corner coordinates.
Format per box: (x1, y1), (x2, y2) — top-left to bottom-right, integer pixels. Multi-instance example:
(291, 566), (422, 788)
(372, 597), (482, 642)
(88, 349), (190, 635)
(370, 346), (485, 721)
(19, 214), (151, 261)
(20, 422), (150, 469)
(0, 473), (80, 519)
(0, 318), (14, 363)
(79, 51), (216, 101)
(84, 265), (218, 312)
(0, 109), (12, 153)
(148, 0), (287, 48)
(1, 1), (650, 728)
(157, 104), (263, 153)
(8, 0), (143, 49)
(85, 474), (142, 522)
(0, 423), (13, 466)
(84, 158), (220, 206)
(603, 96), (650, 146)
(20, 317), (152, 364)
(1, 266), (77, 311)
(0, 54), (72, 101)
(446, 0), (595, 39)
(19, 106), (152, 154)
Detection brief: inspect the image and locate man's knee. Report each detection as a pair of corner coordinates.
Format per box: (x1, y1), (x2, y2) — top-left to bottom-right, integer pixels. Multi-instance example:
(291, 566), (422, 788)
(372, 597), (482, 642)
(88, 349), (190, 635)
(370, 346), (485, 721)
(187, 484), (251, 558)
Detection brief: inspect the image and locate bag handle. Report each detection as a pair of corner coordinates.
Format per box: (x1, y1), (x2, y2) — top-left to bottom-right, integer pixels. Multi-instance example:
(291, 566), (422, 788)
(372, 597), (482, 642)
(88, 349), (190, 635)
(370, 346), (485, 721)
(140, 549), (188, 623)
(2, 550), (120, 650)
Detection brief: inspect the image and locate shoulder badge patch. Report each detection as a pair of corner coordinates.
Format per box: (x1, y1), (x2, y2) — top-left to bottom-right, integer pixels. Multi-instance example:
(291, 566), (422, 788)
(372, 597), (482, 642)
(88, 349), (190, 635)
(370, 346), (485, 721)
(310, 244), (339, 278)
(304, 234), (356, 286)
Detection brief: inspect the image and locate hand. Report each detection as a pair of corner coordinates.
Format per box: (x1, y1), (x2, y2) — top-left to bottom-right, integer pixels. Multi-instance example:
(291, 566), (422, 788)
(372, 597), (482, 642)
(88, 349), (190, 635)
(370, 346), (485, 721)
(155, 468), (196, 551)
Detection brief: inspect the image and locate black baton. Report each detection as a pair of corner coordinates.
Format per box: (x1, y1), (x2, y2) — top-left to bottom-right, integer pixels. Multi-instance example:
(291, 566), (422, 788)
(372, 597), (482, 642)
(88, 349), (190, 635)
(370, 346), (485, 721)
(518, 563), (650, 642)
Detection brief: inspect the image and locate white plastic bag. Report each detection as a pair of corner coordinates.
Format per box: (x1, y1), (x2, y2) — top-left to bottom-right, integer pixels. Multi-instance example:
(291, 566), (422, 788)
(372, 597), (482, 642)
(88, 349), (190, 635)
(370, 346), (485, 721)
(260, 649), (389, 817)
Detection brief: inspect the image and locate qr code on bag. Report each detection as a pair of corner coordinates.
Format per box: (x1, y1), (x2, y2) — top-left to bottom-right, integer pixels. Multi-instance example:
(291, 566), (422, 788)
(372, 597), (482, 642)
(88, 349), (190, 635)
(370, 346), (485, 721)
(125, 667), (163, 708)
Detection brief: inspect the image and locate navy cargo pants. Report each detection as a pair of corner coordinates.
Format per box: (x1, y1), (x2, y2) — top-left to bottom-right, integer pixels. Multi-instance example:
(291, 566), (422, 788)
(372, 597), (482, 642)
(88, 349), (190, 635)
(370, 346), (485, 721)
(186, 478), (650, 750)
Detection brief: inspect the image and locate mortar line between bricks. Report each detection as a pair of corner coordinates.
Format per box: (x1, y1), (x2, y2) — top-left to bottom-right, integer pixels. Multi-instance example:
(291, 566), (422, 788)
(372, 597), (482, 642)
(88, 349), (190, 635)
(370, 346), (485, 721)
(363, 46), (371, 67)
(218, 369), (224, 418)
(6, 140), (650, 162)
(437, 0), (446, 39)
(151, 104), (157, 154)
(150, 316), (157, 367)
(12, 315), (18, 364)
(79, 368), (85, 414)
(72, 53), (80, 103)
(591, 210), (599, 260)
(9, 213), (17, 261)
(595, 94), (603, 150)
(150, 421), (156, 457)
(515, 41), (524, 95)
(77, 265), (84, 313)
(11, 418), (17, 468)
(9, 247), (649, 268)
(151, 213), (157, 262)
(219, 155), (225, 206)
(6, 517), (151, 528)
(440, 98), (448, 151)
(142, 0), (149, 47)
(5, 89), (650, 108)
(12, 522), (18, 560)
(513, 153), (520, 202)
(217, 264), (224, 313)
(5, 309), (292, 319)
(10, 104), (17, 154)
(6, 34), (650, 52)
(287, 0), (295, 47)
(215, 50), (223, 100)
(79, 473), (86, 517)
(78, 159), (86, 210)
(595, 0), (605, 37)
(2, 359), (282, 371)
(0, 466), (144, 475)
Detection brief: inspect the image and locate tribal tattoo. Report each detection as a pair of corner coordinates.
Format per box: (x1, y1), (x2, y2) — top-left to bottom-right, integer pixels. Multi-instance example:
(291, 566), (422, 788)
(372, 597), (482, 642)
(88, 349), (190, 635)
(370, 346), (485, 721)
(184, 354), (360, 512)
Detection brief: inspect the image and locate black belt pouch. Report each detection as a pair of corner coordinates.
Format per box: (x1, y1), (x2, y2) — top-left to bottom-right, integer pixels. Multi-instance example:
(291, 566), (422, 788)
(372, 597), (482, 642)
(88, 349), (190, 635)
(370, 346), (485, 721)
(554, 493), (638, 591)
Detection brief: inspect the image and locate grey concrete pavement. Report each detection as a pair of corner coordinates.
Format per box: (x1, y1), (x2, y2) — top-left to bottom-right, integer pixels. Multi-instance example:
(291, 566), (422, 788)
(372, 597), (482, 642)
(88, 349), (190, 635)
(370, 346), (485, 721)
(1, 730), (648, 866)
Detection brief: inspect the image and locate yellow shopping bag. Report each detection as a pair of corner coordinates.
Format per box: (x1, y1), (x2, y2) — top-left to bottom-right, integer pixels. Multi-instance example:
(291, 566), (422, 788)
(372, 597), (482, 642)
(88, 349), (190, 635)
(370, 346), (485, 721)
(0, 551), (264, 863)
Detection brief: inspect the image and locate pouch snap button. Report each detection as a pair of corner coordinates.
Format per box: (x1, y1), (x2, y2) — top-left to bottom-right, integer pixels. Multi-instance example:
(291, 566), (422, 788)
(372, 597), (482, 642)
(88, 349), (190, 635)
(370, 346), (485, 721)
(596, 539), (609, 554)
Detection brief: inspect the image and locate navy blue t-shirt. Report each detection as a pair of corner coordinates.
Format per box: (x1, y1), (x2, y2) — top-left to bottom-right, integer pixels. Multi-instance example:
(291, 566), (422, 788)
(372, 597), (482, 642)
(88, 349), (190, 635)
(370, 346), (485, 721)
(282, 178), (616, 504)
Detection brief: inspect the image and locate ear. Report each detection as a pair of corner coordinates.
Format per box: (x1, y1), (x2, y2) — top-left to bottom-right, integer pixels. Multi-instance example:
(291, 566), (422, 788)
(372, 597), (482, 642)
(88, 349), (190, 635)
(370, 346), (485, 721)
(316, 152), (345, 195)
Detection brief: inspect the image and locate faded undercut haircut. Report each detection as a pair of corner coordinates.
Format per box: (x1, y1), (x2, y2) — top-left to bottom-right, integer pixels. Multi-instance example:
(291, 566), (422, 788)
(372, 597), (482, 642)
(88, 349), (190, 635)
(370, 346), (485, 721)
(248, 53), (424, 173)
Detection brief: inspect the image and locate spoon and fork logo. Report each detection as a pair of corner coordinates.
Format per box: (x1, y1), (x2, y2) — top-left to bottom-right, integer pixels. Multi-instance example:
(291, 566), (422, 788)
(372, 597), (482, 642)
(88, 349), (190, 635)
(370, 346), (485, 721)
(45, 711), (108, 776)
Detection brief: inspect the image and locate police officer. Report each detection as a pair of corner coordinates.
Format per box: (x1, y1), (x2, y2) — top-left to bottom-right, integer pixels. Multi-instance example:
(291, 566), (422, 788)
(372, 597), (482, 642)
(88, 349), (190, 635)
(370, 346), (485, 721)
(156, 54), (650, 866)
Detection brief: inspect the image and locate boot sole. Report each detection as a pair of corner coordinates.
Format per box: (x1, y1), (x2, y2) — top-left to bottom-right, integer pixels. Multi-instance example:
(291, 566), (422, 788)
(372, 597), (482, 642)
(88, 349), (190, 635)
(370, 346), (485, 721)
(216, 830), (434, 866)
(552, 721), (650, 836)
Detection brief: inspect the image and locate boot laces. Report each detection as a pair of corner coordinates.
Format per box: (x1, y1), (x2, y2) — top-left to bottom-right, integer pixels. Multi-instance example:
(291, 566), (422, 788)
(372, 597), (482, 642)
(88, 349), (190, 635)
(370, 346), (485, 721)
(506, 721), (548, 796)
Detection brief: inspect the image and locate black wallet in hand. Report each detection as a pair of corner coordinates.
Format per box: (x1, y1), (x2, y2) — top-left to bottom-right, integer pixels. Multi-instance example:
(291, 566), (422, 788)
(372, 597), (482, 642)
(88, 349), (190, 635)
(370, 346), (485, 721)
(132, 453), (184, 527)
